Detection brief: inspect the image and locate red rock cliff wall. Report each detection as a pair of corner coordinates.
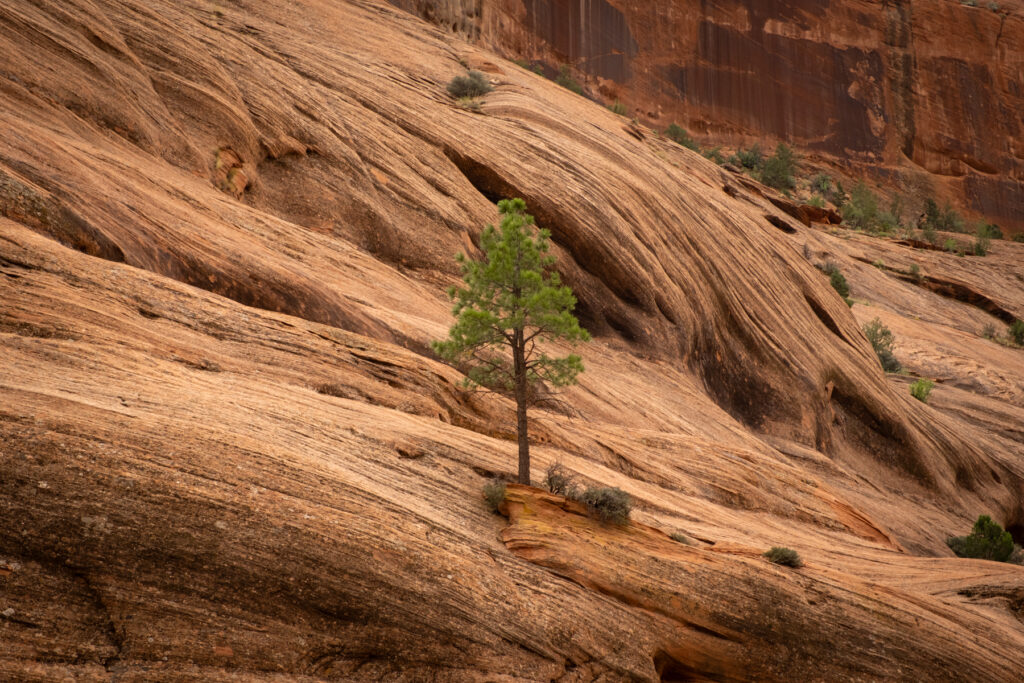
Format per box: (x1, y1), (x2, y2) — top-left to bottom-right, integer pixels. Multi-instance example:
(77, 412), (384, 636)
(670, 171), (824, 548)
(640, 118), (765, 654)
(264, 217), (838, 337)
(393, 0), (1024, 232)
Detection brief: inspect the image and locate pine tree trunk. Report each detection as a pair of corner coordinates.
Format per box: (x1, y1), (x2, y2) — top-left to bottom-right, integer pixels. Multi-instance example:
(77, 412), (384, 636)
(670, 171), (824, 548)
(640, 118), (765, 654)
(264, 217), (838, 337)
(513, 329), (530, 485)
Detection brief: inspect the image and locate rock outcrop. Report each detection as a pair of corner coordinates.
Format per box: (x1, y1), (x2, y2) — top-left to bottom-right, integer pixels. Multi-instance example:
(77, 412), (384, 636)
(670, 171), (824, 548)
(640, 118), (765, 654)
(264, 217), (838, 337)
(1, 0), (1023, 680)
(393, 0), (1024, 234)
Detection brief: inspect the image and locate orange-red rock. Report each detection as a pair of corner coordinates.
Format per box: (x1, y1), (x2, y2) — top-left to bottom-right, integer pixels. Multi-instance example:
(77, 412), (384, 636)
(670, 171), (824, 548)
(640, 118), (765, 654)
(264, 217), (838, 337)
(394, 0), (1024, 234)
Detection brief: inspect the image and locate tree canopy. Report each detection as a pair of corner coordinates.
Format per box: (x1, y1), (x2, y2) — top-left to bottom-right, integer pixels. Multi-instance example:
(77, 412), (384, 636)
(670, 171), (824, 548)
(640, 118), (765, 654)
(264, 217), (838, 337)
(433, 198), (589, 484)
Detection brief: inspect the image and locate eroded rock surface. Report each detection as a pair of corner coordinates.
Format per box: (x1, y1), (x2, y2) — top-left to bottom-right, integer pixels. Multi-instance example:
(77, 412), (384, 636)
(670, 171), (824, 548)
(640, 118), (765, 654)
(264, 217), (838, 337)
(1, 0), (1023, 680)
(395, 0), (1024, 234)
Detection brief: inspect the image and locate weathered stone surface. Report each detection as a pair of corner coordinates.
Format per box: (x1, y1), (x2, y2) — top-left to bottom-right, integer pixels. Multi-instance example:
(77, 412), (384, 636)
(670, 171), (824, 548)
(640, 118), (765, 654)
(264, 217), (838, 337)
(1, 0), (1023, 680)
(398, 0), (1024, 234)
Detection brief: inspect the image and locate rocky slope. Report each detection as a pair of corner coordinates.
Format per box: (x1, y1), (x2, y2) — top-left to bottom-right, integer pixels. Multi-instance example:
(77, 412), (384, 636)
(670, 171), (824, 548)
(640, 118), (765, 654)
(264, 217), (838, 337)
(391, 0), (1024, 234)
(1, 0), (1023, 680)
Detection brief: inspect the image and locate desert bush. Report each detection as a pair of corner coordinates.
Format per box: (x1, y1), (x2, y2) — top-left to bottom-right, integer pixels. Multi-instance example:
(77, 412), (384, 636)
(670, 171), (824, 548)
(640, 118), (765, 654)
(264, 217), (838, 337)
(457, 97), (482, 111)
(483, 479), (507, 514)
(842, 181), (879, 231)
(872, 259), (885, 269)
(764, 546), (803, 568)
(1009, 320), (1024, 346)
(823, 264), (847, 301)
(555, 64), (583, 94)
(665, 123), (698, 151)
(808, 195), (825, 208)
(447, 70), (492, 98)
(761, 143), (796, 191)
(831, 181), (849, 208)
(981, 323), (997, 339)
(947, 515), (1015, 562)
(910, 378), (934, 403)
(544, 462), (577, 497)
(881, 196), (905, 230)
(513, 59), (544, 75)
(1013, 233), (1024, 243)
(314, 382), (355, 399)
(980, 223), (1002, 240)
(909, 263), (922, 283)
(702, 147), (725, 164)
(921, 198), (964, 233)
(922, 224), (938, 245)
(810, 173), (832, 196)
(828, 268), (850, 299)
(820, 262), (852, 305)
(670, 532), (693, 545)
(973, 225), (991, 255)
(581, 487), (632, 524)
(608, 100), (627, 115)
(863, 318), (902, 372)
(943, 238), (957, 252)
(732, 143), (763, 170)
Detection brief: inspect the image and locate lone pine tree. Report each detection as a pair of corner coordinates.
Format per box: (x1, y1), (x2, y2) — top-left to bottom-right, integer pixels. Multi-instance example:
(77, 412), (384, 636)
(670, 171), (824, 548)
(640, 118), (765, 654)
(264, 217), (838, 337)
(433, 198), (589, 485)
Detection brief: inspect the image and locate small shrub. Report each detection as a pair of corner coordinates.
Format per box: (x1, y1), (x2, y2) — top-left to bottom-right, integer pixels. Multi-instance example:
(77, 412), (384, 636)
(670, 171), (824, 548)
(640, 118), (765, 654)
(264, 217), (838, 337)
(314, 382), (355, 399)
(810, 173), (832, 196)
(670, 532), (694, 545)
(483, 479), (507, 514)
(555, 64), (583, 94)
(922, 198), (940, 228)
(608, 100), (627, 116)
(820, 262), (852, 305)
(457, 97), (482, 111)
(947, 515), (1015, 562)
(863, 317), (902, 373)
(1013, 233), (1024, 243)
(665, 123), (698, 151)
(922, 224), (938, 245)
(702, 147), (725, 164)
(872, 259), (885, 269)
(878, 196), (904, 232)
(734, 143), (763, 170)
(764, 546), (803, 568)
(761, 143), (796, 191)
(943, 238), (957, 252)
(973, 226), (991, 256)
(980, 223), (1002, 240)
(981, 323), (997, 339)
(842, 181), (879, 231)
(808, 195), (825, 208)
(827, 267), (850, 298)
(910, 378), (934, 403)
(544, 462), (576, 496)
(831, 181), (849, 208)
(921, 198), (964, 233)
(513, 59), (544, 75)
(581, 487), (632, 524)
(1009, 319), (1024, 346)
(909, 263), (922, 283)
(447, 70), (492, 98)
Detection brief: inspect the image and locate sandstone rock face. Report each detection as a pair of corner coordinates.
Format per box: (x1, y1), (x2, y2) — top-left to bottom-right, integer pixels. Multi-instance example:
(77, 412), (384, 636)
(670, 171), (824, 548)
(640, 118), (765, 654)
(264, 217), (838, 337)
(396, 0), (1024, 233)
(2, 0), (1024, 680)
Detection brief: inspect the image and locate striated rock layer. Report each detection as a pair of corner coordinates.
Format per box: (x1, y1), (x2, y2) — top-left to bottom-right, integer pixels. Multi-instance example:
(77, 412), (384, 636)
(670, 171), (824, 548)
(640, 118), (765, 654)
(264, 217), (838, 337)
(1, 0), (1023, 680)
(391, 0), (1024, 234)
